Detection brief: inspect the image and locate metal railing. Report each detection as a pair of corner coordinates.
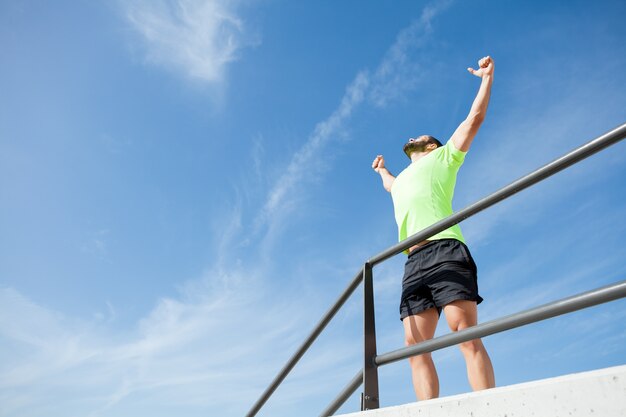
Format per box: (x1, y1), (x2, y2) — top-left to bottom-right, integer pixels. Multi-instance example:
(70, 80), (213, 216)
(245, 122), (626, 417)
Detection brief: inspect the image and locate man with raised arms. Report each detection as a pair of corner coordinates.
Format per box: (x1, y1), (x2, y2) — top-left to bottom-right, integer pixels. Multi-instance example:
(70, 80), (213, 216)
(372, 56), (496, 400)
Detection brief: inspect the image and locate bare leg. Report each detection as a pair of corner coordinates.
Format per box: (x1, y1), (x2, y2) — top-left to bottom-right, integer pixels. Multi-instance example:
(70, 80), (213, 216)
(402, 308), (440, 400)
(443, 299), (495, 391)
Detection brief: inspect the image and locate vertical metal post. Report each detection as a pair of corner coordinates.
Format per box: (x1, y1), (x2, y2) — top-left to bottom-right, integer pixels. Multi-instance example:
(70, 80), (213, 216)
(362, 262), (379, 410)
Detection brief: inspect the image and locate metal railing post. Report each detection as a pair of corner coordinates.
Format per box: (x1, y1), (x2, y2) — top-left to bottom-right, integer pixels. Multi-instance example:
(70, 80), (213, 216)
(362, 262), (380, 410)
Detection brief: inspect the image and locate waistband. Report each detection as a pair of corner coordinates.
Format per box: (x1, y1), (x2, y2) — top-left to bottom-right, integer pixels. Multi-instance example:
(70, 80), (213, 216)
(407, 238), (461, 258)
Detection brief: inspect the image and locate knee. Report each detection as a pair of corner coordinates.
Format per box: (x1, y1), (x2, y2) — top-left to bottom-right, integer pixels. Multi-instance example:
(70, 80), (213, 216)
(408, 351), (433, 367)
(459, 338), (484, 356)
(405, 336), (433, 365)
(405, 333), (424, 347)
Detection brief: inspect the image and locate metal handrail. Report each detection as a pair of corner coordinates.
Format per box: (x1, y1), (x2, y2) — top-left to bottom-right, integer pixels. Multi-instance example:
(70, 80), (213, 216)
(320, 280), (626, 416)
(319, 370), (363, 417)
(368, 121), (626, 265)
(376, 280), (626, 366)
(245, 122), (626, 417)
(245, 270), (363, 417)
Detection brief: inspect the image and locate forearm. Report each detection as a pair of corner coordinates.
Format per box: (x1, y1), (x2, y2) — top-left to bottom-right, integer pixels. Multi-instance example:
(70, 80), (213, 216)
(451, 74), (493, 152)
(450, 56), (495, 152)
(378, 168), (395, 192)
(467, 74), (493, 123)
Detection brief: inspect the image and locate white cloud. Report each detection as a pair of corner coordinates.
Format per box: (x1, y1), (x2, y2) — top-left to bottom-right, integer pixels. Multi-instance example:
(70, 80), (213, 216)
(255, 0), (451, 244)
(6, 1), (624, 416)
(0, 264), (342, 416)
(257, 71), (369, 229)
(368, 0), (452, 108)
(124, 0), (254, 84)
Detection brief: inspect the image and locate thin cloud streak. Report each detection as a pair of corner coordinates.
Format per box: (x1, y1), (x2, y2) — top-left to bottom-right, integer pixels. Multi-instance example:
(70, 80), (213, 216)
(0, 267), (317, 416)
(368, 0), (451, 108)
(0, 5), (455, 414)
(256, 0), (451, 236)
(258, 71), (369, 225)
(125, 0), (253, 84)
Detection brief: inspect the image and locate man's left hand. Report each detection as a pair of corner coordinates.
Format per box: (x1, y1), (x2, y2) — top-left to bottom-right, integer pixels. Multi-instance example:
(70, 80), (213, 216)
(467, 56), (494, 78)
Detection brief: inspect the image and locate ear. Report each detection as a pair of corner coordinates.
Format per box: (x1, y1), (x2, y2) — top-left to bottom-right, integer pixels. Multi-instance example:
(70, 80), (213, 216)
(427, 143), (438, 151)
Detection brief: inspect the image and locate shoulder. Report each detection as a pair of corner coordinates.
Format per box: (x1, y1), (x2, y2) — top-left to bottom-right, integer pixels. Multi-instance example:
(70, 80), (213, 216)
(436, 139), (467, 167)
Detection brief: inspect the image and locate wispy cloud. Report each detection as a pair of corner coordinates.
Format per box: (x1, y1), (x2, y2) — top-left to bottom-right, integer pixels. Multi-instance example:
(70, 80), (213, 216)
(255, 0), (451, 247)
(0, 265), (334, 416)
(124, 0), (255, 84)
(0, 5), (455, 415)
(255, 70), (369, 238)
(368, 0), (451, 108)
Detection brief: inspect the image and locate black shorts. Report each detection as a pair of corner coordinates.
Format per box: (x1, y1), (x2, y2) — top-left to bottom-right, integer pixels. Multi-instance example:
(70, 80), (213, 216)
(399, 239), (483, 321)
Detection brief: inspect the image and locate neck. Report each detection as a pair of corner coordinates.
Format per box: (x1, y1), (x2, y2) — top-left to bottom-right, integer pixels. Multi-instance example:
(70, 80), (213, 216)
(410, 151), (430, 163)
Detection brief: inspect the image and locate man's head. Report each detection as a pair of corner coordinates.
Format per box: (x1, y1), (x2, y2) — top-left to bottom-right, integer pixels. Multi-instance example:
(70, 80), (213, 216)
(403, 135), (442, 159)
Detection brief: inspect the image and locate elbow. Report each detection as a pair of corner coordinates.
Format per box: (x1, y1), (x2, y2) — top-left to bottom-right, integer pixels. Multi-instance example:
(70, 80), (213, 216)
(468, 111), (485, 124)
(466, 112), (485, 128)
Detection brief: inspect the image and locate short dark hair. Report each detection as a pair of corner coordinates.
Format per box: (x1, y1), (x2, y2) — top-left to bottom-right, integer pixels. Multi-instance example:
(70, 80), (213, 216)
(423, 135), (443, 147)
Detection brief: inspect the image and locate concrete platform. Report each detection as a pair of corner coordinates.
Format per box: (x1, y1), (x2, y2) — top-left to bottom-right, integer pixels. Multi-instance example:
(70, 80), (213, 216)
(338, 364), (626, 417)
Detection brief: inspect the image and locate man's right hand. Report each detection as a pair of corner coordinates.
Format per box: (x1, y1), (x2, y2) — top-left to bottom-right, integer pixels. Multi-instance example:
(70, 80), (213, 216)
(372, 154), (395, 192)
(372, 155), (386, 173)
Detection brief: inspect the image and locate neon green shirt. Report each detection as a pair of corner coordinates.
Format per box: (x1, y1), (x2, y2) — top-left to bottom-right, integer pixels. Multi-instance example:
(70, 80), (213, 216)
(390, 139), (466, 251)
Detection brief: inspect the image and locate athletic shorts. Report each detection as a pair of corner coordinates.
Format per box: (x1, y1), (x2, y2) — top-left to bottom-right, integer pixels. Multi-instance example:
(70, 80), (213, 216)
(399, 238), (483, 321)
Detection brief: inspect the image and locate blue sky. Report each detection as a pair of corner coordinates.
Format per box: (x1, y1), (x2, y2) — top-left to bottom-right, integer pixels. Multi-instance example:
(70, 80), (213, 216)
(1, 0), (625, 416)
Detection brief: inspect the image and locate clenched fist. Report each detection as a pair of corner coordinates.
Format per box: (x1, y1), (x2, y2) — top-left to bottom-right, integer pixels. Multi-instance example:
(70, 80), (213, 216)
(467, 56), (494, 78)
(372, 155), (386, 173)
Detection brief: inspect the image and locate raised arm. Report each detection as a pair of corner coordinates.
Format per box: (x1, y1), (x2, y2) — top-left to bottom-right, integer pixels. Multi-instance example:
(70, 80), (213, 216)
(450, 56), (495, 152)
(372, 155), (395, 192)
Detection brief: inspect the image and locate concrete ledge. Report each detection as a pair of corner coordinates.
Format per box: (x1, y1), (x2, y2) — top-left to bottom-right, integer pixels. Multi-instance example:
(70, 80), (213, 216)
(338, 364), (626, 417)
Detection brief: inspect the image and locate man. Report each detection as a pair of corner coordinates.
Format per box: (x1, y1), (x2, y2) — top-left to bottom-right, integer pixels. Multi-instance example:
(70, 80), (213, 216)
(371, 56), (496, 400)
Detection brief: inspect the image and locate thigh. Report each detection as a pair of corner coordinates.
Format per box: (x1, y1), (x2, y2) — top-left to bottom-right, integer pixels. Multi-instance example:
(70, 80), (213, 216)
(443, 299), (478, 332)
(403, 308), (439, 345)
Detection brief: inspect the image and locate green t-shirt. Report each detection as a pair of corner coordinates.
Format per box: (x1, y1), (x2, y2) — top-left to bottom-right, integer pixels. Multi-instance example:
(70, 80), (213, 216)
(390, 139), (466, 251)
